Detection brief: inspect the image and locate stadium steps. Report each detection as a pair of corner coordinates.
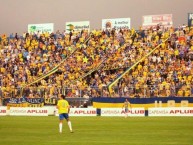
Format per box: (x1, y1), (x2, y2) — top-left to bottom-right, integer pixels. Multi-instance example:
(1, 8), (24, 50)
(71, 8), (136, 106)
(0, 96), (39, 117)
(22, 34), (91, 89)
(107, 32), (172, 96)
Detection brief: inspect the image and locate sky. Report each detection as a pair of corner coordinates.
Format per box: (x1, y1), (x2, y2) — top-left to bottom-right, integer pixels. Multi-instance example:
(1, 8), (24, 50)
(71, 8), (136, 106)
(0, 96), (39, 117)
(0, 0), (193, 34)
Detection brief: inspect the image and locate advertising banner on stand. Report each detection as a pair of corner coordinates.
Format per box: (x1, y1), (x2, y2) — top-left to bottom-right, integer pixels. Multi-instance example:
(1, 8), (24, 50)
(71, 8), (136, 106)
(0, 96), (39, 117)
(142, 14), (173, 29)
(66, 21), (90, 33)
(101, 108), (145, 117)
(102, 18), (131, 30)
(0, 107), (7, 116)
(55, 108), (96, 116)
(148, 107), (193, 116)
(9, 107), (48, 116)
(188, 13), (193, 27)
(28, 23), (54, 34)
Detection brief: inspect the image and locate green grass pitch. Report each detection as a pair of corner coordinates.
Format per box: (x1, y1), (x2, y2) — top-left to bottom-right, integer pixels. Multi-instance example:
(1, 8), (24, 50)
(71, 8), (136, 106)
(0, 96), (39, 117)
(0, 116), (193, 145)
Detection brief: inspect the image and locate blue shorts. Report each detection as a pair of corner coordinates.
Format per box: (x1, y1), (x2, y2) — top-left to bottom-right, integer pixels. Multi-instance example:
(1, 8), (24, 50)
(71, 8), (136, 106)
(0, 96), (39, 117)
(59, 113), (69, 120)
(125, 108), (128, 113)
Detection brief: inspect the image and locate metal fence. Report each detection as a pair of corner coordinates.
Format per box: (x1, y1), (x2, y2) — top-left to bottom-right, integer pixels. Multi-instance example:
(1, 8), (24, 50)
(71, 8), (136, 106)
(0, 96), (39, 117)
(0, 85), (193, 99)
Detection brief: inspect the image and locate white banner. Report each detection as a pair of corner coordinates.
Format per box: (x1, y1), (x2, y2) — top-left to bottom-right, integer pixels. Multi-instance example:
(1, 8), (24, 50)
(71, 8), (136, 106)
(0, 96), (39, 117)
(188, 13), (193, 27)
(142, 14), (173, 29)
(148, 107), (193, 116)
(102, 18), (131, 30)
(10, 107), (48, 116)
(66, 21), (90, 33)
(28, 23), (54, 34)
(101, 108), (145, 117)
(0, 107), (7, 116)
(55, 108), (96, 116)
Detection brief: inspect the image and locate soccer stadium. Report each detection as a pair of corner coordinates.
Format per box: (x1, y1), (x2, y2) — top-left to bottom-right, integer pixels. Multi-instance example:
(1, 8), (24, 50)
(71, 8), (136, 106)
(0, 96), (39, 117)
(0, 0), (193, 145)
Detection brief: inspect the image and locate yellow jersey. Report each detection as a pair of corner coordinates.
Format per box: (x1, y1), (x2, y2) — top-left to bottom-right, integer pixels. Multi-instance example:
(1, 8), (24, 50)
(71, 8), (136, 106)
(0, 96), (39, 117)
(57, 100), (69, 114)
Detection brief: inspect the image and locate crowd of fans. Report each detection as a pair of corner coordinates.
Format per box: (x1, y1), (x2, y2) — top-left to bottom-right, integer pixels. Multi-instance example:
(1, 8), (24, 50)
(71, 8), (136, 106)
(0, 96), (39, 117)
(0, 25), (193, 99)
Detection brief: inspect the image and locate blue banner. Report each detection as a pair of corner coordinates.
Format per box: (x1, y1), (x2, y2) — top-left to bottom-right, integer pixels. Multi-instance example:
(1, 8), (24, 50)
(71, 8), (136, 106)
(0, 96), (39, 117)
(92, 97), (193, 109)
(92, 97), (193, 104)
(3, 98), (44, 105)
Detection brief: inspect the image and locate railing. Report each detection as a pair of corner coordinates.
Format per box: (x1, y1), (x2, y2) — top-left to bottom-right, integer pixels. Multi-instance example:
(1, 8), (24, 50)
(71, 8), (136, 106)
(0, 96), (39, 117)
(0, 85), (193, 99)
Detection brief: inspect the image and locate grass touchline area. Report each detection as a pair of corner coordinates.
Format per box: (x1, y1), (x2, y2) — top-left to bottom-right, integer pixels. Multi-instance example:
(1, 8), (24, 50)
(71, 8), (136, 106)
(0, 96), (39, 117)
(0, 116), (193, 145)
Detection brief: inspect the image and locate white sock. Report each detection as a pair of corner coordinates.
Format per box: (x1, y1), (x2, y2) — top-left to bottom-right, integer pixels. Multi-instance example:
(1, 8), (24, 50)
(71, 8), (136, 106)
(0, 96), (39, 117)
(59, 123), (62, 133)
(68, 121), (72, 131)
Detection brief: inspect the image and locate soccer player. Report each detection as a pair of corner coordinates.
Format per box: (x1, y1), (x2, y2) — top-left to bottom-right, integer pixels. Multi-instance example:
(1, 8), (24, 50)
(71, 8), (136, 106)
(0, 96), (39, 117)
(122, 99), (132, 118)
(57, 94), (73, 133)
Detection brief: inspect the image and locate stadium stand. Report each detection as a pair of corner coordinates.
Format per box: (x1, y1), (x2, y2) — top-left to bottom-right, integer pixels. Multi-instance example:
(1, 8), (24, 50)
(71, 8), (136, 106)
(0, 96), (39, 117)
(0, 25), (193, 99)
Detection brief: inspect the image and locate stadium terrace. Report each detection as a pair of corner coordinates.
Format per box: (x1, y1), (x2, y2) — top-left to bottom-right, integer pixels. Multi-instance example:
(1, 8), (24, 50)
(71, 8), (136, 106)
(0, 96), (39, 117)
(0, 25), (193, 108)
